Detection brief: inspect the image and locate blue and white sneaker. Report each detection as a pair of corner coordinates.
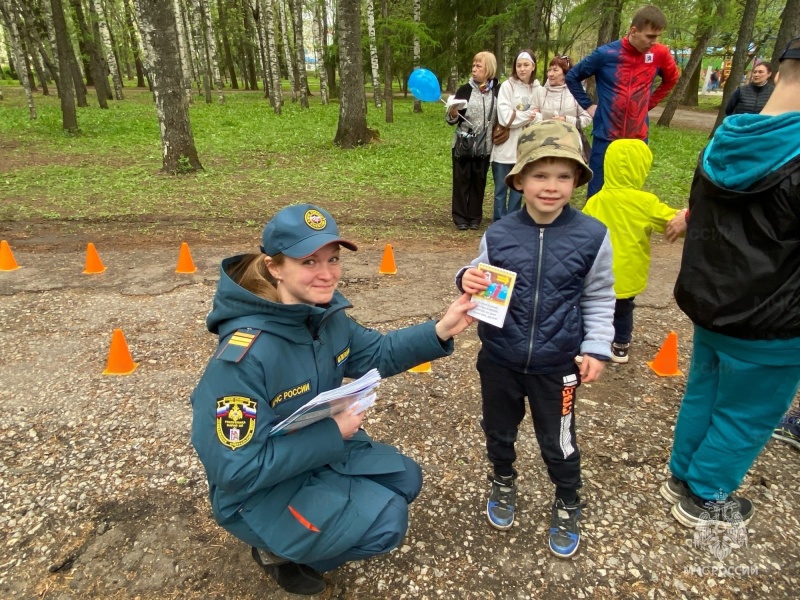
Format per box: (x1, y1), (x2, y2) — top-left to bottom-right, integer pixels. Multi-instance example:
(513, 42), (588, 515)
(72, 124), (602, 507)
(549, 497), (584, 558)
(486, 474), (516, 530)
(772, 408), (800, 450)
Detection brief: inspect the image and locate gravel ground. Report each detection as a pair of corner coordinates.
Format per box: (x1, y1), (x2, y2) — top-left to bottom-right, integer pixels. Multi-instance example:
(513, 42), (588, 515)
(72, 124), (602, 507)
(0, 237), (798, 600)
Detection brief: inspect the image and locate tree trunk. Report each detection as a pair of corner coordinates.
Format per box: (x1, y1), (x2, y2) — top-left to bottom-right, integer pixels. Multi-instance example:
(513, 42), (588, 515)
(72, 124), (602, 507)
(312, 0), (327, 104)
(252, 0), (272, 99)
(381, 0), (392, 122)
(1, 0), (36, 117)
(70, 0), (109, 107)
(217, 0), (238, 88)
(413, 0), (421, 112)
(292, 0), (307, 107)
(198, 0), (224, 103)
(365, 0), (380, 107)
(769, 0), (800, 73)
(18, 3), (55, 94)
(681, 60), (702, 106)
(122, 0), (145, 87)
(50, 0), (78, 132)
(189, 0), (212, 103)
(87, 0), (112, 99)
(712, 0), (759, 133)
(179, 0), (200, 92)
(67, 29), (88, 105)
(334, 0), (372, 147)
(261, 0), (282, 111)
(277, 0), (296, 101)
(529, 0), (546, 55)
(92, 0), (124, 99)
(658, 0), (725, 127)
(136, 0), (203, 173)
(322, 0), (335, 97)
(447, 4), (457, 93)
(241, 0), (257, 90)
(173, 0), (194, 103)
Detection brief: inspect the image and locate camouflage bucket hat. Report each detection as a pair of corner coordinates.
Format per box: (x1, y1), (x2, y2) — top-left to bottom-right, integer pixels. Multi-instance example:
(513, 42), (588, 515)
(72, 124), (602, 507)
(505, 120), (593, 189)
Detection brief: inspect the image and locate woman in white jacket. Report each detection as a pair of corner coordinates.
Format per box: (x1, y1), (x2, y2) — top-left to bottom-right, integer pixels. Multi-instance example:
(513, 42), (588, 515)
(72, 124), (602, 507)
(489, 50), (540, 222)
(533, 56), (592, 128)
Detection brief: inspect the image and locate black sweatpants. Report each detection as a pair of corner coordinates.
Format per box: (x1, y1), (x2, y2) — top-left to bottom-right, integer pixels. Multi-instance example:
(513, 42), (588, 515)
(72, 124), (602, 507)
(451, 151), (490, 227)
(477, 351), (582, 502)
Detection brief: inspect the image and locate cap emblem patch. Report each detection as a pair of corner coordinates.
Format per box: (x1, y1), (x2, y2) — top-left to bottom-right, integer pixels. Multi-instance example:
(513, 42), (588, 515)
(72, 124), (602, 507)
(305, 210), (327, 230)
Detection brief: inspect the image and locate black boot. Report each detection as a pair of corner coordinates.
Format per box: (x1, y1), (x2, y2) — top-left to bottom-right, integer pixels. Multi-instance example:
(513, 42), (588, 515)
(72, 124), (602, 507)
(251, 546), (325, 595)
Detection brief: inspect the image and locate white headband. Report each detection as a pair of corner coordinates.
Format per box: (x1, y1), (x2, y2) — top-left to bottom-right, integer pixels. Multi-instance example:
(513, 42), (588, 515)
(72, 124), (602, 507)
(517, 52), (534, 62)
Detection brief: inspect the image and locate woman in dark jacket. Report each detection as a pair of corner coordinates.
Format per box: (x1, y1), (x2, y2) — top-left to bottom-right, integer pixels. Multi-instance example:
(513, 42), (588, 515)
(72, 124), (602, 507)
(446, 51), (499, 230)
(191, 204), (476, 595)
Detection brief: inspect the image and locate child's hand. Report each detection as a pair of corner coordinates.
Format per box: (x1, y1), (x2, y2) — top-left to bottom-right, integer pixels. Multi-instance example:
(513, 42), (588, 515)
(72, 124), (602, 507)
(461, 268), (490, 295)
(579, 355), (606, 383)
(435, 293), (478, 340)
(666, 209), (688, 242)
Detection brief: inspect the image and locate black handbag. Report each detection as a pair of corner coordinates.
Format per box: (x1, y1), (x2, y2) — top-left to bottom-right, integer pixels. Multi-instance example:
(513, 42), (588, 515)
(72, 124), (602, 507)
(454, 128), (488, 160)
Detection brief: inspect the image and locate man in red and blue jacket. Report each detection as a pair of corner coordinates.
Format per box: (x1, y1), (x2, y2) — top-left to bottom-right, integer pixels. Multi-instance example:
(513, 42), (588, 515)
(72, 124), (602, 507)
(566, 5), (679, 198)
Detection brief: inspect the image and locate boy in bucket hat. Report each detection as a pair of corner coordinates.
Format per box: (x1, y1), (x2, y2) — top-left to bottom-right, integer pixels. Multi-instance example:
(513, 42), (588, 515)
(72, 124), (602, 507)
(456, 120), (615, 558)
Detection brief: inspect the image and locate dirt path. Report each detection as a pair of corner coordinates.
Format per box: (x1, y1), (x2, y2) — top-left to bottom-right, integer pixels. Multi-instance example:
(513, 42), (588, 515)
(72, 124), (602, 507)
(1, 236), (798, 600)
(649, 105), (717, 132)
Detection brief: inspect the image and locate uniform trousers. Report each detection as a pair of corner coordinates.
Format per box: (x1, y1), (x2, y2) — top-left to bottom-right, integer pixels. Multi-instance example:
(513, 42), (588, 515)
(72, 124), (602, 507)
(477, 351), (582, 501)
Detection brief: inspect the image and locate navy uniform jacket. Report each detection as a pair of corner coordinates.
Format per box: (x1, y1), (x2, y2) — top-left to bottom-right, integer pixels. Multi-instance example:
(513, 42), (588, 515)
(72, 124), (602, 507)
(191, 255), (453, 563)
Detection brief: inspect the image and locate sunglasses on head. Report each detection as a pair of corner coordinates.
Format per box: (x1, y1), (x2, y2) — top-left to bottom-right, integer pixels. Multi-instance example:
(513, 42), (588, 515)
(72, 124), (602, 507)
(558, 55), (572, 66)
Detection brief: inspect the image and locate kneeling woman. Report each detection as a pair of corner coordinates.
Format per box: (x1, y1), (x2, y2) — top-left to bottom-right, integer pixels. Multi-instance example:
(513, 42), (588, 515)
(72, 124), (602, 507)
(191, 204), (475, 595)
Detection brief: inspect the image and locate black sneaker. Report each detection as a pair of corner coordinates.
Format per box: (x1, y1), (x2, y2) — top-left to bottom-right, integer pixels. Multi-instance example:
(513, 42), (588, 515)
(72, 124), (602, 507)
(660, 475), (690, 504)
(610, 342), (630, 364)
(549, 497), (584, 558)
(672, 492), (754, 529)
(252, 546), (325, 595)
(772, 409), (800, 450)
(486, 474), (516, 530)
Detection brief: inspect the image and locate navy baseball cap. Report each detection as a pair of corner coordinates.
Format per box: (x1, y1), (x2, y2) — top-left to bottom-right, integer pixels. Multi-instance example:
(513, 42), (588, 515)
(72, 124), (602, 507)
(779, 36), (800, 62)
(260, 204), (357, 258)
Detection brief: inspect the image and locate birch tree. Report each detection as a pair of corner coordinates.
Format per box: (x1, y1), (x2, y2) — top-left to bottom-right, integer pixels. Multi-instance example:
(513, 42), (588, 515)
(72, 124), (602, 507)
(413, 0), (421, 112)
(292, 0), (308, 107)
(261, 0), (282, 112)
(198, 0), (224, 103)
(277, 0), (296, 100)
(334, 0), (372, 147)
(365, 0), (381, 107)
(136, 0), (203, 173)
(122, 0), (145, 87)
(189, 0), (212, 102)
(381, 0), (392, 121)
(251, 0), (271, 97)
(217, 0), (237, 88)
(92, 0), (123, 100)
(70, 0), (109, 107)
(0, 0), (36, 118)
(50, 0), (78, 132)
(311, 0), (327, 104)
(173, 0), (194, 103)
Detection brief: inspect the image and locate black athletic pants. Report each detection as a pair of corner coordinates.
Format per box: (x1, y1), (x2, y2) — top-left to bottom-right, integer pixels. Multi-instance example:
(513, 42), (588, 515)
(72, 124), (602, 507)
(477, 350), (582, 502)
(451, 151), (490, 227)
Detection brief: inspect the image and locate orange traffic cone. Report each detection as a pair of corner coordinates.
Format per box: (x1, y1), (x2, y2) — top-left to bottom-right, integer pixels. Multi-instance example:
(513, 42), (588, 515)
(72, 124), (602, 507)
(379, 244), (397, 275)
(647, 331), (683, 377)
(83, 243), (106, 274)
(0, 240), (20, 271)
(175, 242), (197, 274)
(409, 361), (432, 373)
(103, 328), (138, 375)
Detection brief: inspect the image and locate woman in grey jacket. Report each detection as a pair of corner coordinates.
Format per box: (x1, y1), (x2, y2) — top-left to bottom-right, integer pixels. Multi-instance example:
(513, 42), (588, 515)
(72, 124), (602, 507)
(446, 51), (498, 230)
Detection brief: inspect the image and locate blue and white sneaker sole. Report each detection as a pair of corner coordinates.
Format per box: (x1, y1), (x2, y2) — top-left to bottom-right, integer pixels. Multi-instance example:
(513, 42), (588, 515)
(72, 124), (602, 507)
(671, 501), (753, 529)
(772, 430), (800, 451)
(486, 503), (514, 531)
(549, 533), (579, 558)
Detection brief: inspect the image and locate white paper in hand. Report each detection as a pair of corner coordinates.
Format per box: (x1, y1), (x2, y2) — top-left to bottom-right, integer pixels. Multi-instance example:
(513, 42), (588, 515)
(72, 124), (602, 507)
(445, 95), (468, 111)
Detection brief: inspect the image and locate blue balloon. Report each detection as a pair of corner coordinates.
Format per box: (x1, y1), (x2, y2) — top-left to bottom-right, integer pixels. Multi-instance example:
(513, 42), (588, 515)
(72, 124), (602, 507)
(408, 68), (442, 102)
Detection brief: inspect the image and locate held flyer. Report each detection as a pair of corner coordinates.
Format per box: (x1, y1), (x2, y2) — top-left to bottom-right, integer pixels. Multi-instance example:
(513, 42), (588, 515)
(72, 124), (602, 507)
(466, 263), (517, 328)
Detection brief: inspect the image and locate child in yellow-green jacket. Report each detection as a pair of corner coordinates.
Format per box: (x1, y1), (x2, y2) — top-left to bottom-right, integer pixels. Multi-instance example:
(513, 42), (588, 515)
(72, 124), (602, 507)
(583, 139), (686, 363)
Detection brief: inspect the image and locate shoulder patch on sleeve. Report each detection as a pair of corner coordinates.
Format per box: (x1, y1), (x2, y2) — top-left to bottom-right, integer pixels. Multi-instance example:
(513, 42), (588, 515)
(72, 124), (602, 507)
(216, 396), (258, 450)
(215, 329), (261, 362)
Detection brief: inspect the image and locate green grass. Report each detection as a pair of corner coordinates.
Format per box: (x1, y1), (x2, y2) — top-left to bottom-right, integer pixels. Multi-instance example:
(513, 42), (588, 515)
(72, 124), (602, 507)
(0, 84), (707, 240)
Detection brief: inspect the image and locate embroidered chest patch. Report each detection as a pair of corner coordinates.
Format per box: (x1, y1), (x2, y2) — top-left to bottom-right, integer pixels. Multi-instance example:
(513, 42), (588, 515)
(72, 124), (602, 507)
(216, 396), (258, 450)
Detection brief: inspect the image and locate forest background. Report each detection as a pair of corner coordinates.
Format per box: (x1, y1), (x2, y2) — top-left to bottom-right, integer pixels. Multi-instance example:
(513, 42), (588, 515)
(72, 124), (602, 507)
(0, 0), (798, 228)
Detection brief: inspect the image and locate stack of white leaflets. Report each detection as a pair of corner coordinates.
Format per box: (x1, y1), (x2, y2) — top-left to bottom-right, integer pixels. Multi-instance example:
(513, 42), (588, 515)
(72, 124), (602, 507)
(269, 369), (382, 437)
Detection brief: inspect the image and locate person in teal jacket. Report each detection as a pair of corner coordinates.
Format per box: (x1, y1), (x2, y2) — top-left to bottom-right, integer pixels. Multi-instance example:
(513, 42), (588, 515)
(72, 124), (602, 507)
(191, 204), (476, 595)
(583, 139), (686, 363)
